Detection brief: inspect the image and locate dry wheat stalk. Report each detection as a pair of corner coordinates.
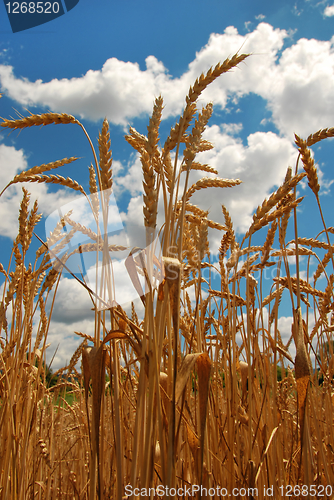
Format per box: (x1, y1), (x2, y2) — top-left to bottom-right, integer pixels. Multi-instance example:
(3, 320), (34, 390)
(180, 162), (218, 175)
(279, 205), (293, 246)
(209, 289), (246, 307)
(271, 246), (316, 258)
(274, 276), (326, 299)
(1, 111), (79, 129)
(196, 139), (214, 152)
(17, 157), (77, 182)
(26, 199), (42, 251)
(34, 295), (48, 351)
(184, 213), (226, 231)
(1, 110), (79, 129)
(252, 172), (306, 225)
(186, 53), (249, 105)
(319, 274), (334, 318)
(314, 250), (331, 283)
(98, 118), (113, 192)
(226, 246), (263, 270)
(306, 127), (334, 147)
(62, 214), (98, 242)
(67, 243), (127, 261)
(184, 202), (209, 218)
(295, 136), (320, 196)
(18, 187), (30, 252)
(125, 126), (148, 153)
(261, 220), (277, 265)
(88, 163), (100, 216)
(147, 96), (163, 157)
(0, 262), (9, 280)
(183, 223), (200, 269)
(33, 270), (46, 298)
(75, 331), (95, 343)
(163, 102), (197, 155)
(262, 286), (284, 307)
(0, 301), (7, 334)
(39, 267), (59, 296)
(23, 264), (33, 309)
(19, 174), (86, 195)
(290, 237), (332, 250)
(244, 197), (304, 239)
(14, 240), (22, 268)
(219, 205), (236, 258)
(46, 212), (71, 247)
(141, 149), (158, 228)
(183, 103), (213, 168)
(67, 339), (88, 375)
(184, 177), (242, 203)
(229, 252), (260, 281)
(198, 218), (209, 260)
(51, 227), (77, 256)
(4, 266), (22, 308)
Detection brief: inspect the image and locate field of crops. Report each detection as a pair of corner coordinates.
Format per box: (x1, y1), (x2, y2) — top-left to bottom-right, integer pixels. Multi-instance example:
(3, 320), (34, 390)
(1, 53), (334, 499)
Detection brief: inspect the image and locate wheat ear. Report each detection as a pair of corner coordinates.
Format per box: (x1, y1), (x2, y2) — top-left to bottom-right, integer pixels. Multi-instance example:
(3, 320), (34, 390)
(147, 96), (163, 156)
(0, 157), (78, 198)
(252, 172), (306, 225)
(1, 111), (78, 129)
(186, 53), (249, 104)
(20, 174), (86, 195)
(184, 177), (242, 202)
(141, 149), (158, 228)
(18, 188), (30, 252)
(98, 118), (113, 192)
(306, 127), (334, 147)
(295, 135), (320, 196)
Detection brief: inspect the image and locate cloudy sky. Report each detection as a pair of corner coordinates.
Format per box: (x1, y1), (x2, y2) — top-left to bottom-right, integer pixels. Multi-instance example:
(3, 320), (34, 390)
(0, 0), (334, 368)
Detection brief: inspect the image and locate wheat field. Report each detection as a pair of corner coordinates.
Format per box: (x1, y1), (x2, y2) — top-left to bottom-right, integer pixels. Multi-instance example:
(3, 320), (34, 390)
(1, 53), (334, 499)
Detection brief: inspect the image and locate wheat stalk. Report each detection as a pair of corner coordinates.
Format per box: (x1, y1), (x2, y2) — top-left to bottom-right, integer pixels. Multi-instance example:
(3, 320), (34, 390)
(1, 110), (79, 129)
(184, 177), (242, 202)
(295, 135), (320, 196)
(98, 118), (113, 192)
(20, 174), (86, 195)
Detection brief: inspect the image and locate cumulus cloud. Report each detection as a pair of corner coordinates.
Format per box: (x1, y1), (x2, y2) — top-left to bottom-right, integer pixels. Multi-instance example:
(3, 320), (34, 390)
(324, 5), (334, 16)
(1, 22), (333, 141)
(0, 56), (173, 126)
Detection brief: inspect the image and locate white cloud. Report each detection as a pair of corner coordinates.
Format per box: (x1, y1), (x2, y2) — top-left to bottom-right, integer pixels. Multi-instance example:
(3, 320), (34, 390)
(1, 22), (334, 142)
(0, 144), (82, 240)
(221, 122), (243, 135)
(264, 36), (334, 138)
(0, 143), (27, 187)
(2, 21), (333, 146)
(46, 318), (94, 370)
(0, 57), (172, 126)
(48, 276), (95, 324)
(324, 5), (334, 16)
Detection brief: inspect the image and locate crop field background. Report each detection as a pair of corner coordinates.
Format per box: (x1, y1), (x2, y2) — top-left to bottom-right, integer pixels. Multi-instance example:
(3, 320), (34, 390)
(1, 2), (334, 499)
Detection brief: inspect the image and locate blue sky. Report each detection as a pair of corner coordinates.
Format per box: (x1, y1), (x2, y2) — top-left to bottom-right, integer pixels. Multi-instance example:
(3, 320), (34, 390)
(0, 0), (334, 367)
